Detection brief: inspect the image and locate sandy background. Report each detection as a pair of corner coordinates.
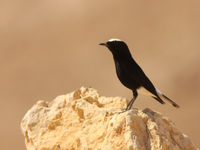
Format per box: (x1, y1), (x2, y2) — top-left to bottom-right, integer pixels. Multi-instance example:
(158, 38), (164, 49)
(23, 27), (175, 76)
(1, 0), (200, 149)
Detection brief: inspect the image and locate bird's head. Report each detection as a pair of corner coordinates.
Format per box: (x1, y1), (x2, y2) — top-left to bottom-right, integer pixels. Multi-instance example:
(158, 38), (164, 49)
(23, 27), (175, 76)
(99, 38), (131, 57)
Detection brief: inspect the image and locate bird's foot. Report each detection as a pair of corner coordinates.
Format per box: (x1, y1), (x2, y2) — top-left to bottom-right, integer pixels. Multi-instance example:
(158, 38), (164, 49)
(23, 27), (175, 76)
(114, 109), (128, 114)
(114, 107), (131, 114)
(114, 108), (138, 114)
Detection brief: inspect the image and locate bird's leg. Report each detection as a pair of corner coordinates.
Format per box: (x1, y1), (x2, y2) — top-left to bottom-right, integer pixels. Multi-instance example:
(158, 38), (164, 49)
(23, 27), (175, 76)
(115, 90), (138, 114)
(125, 97), (136, 110)
(125, 90), (138, 111)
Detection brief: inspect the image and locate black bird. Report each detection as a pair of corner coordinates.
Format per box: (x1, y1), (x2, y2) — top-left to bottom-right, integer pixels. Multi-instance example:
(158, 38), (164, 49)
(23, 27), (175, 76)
(99, 38), (179, 111)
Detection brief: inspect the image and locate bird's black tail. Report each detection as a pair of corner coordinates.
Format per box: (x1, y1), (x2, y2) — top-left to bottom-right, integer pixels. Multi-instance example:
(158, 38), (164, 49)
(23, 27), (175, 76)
(153, 96), (165, 104)
(162, 94), (180, 108)
(155, 88), (180, 108)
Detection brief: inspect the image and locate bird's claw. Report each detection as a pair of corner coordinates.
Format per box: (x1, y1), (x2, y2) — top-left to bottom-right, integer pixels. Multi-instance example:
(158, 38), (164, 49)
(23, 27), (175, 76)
(114, 109), (128, 114)
(114, 108), (138, 114)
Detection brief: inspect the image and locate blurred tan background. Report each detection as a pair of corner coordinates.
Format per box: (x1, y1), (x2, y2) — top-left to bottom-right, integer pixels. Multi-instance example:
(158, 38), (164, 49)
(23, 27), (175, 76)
(1, 0), (200, 149)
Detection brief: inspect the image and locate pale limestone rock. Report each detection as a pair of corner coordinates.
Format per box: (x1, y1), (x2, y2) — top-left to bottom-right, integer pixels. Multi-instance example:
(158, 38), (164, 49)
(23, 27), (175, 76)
(21, 87), (198, 150)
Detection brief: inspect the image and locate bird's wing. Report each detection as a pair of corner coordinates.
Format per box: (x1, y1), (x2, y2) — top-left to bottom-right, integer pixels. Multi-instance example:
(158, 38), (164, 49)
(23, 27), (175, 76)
(125, 61), (158, 95)
(123, 62), (165, 104)
(124, 61), (179, 107)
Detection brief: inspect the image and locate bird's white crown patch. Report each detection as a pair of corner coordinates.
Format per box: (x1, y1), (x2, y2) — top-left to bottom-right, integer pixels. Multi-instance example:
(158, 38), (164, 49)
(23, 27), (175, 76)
(108, 38), (122, 42)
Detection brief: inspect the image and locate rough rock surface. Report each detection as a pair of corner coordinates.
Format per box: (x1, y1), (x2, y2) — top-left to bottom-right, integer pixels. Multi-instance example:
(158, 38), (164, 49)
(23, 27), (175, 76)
(21, 87), (198, 150)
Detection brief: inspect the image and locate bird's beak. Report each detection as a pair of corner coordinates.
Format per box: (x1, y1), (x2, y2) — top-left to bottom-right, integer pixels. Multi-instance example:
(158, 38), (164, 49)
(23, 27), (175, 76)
(99, 42), (107, 47)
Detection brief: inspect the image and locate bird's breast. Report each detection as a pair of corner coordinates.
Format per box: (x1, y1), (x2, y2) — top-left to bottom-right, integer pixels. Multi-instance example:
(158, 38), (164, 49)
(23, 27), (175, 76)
(115, 60), (140, 90)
